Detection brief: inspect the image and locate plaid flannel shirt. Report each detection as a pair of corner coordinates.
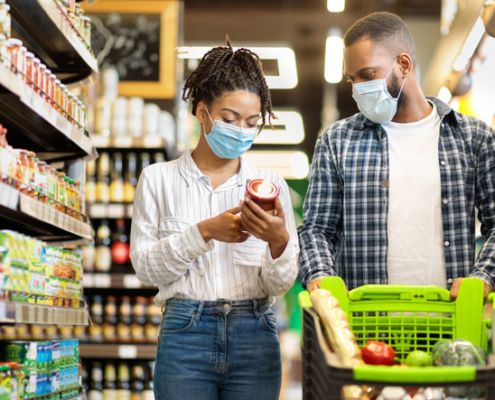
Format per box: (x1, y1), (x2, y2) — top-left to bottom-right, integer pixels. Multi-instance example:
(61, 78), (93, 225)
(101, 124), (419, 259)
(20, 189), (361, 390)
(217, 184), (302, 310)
(298, 97), (495, 291)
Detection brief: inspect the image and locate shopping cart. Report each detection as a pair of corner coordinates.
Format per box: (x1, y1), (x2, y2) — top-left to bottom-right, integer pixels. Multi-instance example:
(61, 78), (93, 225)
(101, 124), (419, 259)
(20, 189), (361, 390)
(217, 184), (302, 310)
(298, 277), (495, 399)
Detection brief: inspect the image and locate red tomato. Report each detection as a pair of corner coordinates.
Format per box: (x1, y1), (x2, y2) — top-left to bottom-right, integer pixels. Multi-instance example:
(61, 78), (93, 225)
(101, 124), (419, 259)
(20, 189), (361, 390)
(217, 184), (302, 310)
(362, 341), (396, 366)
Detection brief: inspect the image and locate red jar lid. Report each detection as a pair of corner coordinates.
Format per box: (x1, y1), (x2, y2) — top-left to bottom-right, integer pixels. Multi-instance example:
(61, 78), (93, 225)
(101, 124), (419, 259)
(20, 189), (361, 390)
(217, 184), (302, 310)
(246, 179), (280, 202)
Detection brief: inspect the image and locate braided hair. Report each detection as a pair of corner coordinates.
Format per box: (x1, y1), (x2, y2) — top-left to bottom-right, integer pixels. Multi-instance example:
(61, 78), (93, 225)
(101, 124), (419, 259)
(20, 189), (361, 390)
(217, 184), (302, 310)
(182, 37), (275, 131)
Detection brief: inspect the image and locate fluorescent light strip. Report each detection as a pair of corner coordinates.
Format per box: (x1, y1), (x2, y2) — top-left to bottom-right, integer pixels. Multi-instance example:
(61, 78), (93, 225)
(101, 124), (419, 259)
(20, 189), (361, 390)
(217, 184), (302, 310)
(453, 17), (486, 71)
(178, 46), (298, 89)
(325, 36), (344, 83)
(254, 111), (305, 144)
(243, 151), (309, 179)
(327, 0), (345, 12)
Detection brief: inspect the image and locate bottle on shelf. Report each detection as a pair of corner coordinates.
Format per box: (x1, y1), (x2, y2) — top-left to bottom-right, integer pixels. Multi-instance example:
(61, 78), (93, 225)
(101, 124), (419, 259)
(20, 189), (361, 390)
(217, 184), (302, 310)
(138, 153), (150, 179)
(102, 295), (117, 343)
(26, 151), (37, 197)
(56, 172), (67, 213)
(102, 363), (117, 400)
(153, 153), (165, 165)
(130, 364), (145, 400)
(116, 363), (131, 400)
(86, 160), (97, 203)
(124, 153), (137, 203)
(95, 219), (112, 272)
(117, 296), (132, 343)
(96, 152), (110, 204)
(110, 152), (124, 203)
(88, 295), (104, 344)
(88, 362), (103, 400)
(142, 364), (154, 400)
(111, 219), (130, 266)
(131, 297), (147, 344)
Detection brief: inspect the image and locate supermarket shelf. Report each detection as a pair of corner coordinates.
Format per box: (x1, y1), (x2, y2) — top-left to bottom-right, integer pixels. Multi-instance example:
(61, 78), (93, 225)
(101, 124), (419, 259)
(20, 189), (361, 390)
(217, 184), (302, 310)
(91, 135), (166, 149)
(9, 0), (98, 83)
(0, 182), (93, 244)
(0, 301), (17, 324)
(79, 344), (157, 359)
(26, 389), (86, 400)
(2, 302), (88, 326)
(0, 65), (98, 162)
(82, 274), (154, 289)
(86, 203), (134, 219)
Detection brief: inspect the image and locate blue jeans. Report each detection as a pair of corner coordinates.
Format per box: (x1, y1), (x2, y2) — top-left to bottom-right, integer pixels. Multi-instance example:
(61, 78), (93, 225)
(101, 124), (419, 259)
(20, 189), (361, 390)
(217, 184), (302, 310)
(154, 298), (282, 400)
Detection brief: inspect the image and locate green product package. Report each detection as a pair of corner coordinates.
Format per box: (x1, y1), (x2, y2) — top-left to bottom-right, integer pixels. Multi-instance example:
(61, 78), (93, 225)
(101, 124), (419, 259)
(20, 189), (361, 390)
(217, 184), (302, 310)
(0, 365), (10, 400)
(0, 342), (37, 375)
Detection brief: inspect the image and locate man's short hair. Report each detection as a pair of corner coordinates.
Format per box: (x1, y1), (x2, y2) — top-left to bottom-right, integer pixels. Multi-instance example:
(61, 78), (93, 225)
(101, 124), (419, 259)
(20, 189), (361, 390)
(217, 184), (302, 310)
(343, 12), (416, 65)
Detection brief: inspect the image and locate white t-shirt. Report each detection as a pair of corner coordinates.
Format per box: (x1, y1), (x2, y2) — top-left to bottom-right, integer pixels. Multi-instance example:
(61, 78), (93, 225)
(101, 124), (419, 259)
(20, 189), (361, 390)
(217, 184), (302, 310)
(382, 103), (447, 288)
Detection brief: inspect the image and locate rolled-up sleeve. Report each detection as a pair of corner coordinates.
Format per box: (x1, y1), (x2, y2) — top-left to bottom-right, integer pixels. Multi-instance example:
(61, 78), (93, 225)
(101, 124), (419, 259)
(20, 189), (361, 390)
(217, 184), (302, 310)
(298, 133), (342, 288)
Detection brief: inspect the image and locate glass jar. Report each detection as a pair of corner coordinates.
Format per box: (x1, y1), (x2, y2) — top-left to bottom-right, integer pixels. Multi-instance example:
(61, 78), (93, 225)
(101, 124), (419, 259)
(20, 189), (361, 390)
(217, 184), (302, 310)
(56, 172), (67, 213)
(54, 79), (61, 113)
(68, 178), (76, 218)
(0, 3), (11, 38)
(67, 92), (75, 124)
(32, 58), (40, 94)
(36, 161), (47, 203)
(6, 38), (21, 74)
(44, 68), (52, 104)
(59, 84), (67, 116)
(0, 34), (10, 70)
(24, 51), (34, 88)
(82, 17), (91, 47)
(77, 100), (84, 131)
(38, 63), (46, 97)
(26, 151), (36, 197)
(17, 149), (29, 192)
(48, 73), (56, 107)
(47, 165), (58, 208)
(19, 45), (26, 78)
(74, 179), (81, 219)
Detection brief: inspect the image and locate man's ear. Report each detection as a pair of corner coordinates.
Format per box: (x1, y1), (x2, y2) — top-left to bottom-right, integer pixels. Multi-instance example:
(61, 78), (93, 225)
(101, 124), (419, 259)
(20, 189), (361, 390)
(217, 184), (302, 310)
(398, 53), (413, 77)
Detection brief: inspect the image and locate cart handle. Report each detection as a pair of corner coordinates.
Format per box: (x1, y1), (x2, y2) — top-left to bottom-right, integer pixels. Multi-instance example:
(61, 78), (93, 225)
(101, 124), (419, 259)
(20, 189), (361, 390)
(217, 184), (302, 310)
(349, 284), (451, 302)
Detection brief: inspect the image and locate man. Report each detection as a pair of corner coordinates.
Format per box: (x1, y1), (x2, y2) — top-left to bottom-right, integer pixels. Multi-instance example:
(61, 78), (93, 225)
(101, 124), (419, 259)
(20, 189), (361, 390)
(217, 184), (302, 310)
(298, 12), (495, 300)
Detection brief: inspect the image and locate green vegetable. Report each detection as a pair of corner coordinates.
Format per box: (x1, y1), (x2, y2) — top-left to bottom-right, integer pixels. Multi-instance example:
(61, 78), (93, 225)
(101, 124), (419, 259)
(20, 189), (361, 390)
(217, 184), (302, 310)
(432, 339), (487, 367)
(405, 350), (432, 367)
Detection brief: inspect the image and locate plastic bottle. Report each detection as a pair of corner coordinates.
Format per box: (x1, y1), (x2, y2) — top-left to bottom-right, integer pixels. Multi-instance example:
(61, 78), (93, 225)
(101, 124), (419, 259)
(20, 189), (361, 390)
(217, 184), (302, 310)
(26, 151), (36, 197)
(56, 172), (67, 213)
(47, 165), (59, 208)
(66, 177), (75, 217)
(36, 161), (47, 203)
(18, 149), (29, 192)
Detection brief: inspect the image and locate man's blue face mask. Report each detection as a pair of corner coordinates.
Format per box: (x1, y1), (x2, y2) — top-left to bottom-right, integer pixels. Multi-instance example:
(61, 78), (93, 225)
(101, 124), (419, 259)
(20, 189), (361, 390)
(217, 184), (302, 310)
(352, 57), (406, 124)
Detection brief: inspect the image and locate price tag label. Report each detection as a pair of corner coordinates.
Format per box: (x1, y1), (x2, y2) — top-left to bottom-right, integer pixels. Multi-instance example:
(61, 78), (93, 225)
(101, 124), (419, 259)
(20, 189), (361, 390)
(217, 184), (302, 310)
(89, 204), (107, 219)
(108, 204), (125, 218)
(94, 274), (111, 288)
(123, 275), (141, 288)
(144, 136), (163, 148)
(114, 136), (132, 148)
(118, 345), (137, 359)
(54, 308), (67, 324)
(82, 274), (94, 288)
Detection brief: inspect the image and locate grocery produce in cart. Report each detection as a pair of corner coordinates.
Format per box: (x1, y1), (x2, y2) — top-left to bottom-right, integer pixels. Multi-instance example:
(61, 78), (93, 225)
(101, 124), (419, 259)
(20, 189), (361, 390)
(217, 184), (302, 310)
(300, 277), (494, 400)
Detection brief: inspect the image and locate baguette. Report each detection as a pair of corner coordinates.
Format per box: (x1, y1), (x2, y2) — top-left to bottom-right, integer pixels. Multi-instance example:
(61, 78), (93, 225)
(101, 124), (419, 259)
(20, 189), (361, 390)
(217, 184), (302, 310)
(310, 288), (364, 367)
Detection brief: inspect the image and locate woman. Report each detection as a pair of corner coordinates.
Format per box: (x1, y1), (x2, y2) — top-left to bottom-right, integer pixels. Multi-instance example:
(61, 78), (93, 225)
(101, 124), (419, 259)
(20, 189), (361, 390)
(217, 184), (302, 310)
(130, 38), (299, 400)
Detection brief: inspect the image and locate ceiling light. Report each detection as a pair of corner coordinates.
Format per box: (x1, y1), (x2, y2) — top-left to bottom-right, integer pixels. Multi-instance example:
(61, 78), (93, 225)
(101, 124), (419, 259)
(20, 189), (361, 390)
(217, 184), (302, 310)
(177, 46), (298, 89)
(255, 111), (305, 144)
(324, 33), (344, 83)
(243, 151), (309, 179)
(327, 0), (345, 12)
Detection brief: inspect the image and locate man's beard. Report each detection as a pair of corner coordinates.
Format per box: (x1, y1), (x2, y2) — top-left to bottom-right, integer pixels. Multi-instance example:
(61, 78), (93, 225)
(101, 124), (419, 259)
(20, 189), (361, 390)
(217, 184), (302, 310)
(387, 71), (407, 111)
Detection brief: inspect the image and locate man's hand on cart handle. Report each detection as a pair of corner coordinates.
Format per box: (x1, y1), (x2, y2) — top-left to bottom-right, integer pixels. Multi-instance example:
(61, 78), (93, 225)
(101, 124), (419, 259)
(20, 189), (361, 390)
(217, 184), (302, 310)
(449, 277), (491, 303)
(307, 277), (349, 295)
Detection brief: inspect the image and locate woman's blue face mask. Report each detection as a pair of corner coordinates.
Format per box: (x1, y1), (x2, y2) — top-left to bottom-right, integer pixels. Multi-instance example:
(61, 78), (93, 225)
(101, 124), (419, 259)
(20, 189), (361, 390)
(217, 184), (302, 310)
(202, 107), (258, 159)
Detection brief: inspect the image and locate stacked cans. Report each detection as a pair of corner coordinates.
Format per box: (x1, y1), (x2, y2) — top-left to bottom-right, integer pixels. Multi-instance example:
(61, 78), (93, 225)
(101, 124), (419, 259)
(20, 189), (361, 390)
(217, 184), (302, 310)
(0, 340), (80, 400)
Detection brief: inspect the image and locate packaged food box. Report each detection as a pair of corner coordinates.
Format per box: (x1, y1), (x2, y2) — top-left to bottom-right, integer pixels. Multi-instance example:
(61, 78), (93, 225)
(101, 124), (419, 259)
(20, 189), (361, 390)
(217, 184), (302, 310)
(0, 341), (37, 374)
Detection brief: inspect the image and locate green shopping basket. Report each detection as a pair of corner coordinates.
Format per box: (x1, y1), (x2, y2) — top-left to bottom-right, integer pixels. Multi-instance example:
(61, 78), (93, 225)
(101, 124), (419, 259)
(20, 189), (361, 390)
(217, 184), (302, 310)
(298, 277), (495, 398)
